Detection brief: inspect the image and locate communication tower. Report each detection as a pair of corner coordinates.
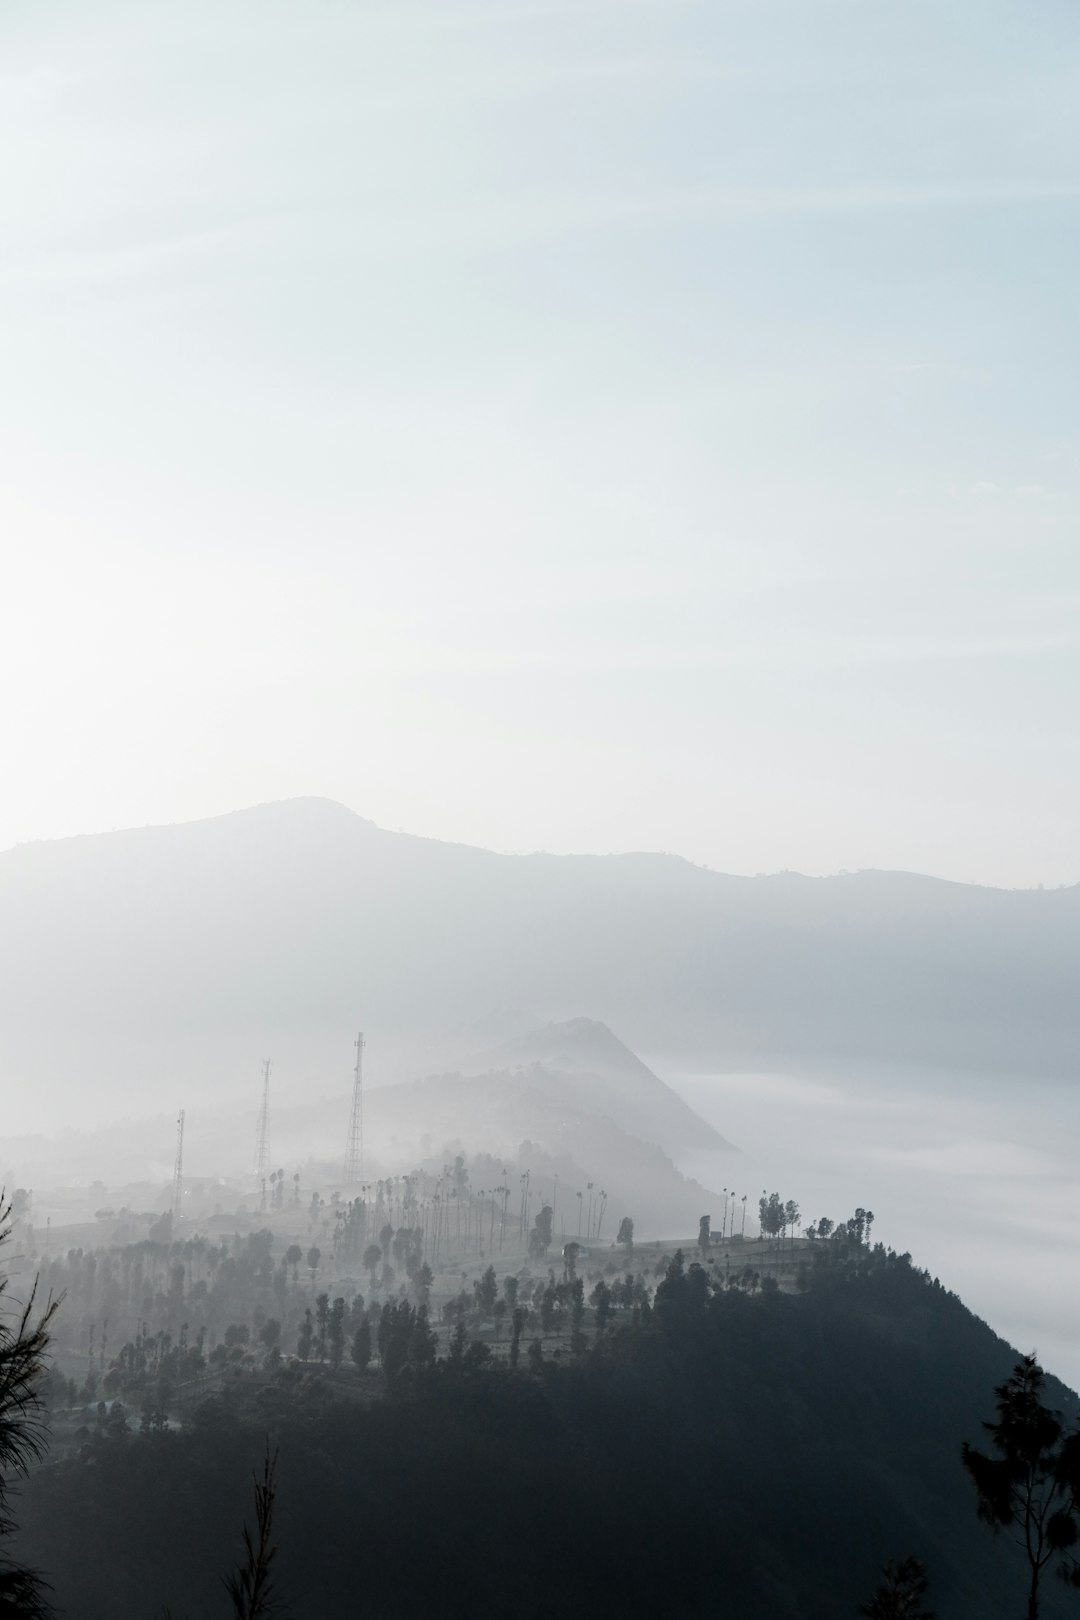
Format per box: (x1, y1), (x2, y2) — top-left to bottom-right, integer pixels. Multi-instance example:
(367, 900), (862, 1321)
(254, 1059), (271, 1179)
(344, 1031), (365, 1184)
(171, 1108), (185, 1227)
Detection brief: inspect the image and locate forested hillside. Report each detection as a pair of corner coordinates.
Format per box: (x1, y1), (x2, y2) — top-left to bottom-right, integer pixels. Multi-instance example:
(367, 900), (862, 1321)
(14, 1233), (1078, 1620)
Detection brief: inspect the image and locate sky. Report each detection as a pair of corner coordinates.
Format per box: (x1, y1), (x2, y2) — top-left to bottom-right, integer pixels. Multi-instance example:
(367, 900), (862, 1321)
(2, 0), (1078, 886)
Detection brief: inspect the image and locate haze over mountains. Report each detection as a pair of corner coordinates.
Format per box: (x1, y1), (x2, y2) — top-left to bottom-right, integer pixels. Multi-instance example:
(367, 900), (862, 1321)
(1, 796), (1078, 1131)
(3, 1016), (732, 1238)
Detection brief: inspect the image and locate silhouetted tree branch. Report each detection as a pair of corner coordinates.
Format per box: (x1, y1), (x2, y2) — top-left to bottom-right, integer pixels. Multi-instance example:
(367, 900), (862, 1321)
(0, 1193), (61, 1618)
(223, 1445), (283, 1620)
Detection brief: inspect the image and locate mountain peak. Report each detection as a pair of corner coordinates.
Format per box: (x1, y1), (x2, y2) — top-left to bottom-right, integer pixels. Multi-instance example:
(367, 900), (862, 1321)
(483, 1016), (654, 1076)
(464, 1016), (733, 1153)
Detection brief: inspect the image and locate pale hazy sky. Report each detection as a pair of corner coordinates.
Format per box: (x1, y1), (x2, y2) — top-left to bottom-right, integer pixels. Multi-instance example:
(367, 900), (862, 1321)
(3, 0), (1078, 885)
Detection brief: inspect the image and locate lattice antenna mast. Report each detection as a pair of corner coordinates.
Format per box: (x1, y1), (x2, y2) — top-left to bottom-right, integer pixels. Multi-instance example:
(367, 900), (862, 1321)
(254, 1059), (271, 1179)
(344, 1031), (365, 1184)
(171, 1108), (185, 1226)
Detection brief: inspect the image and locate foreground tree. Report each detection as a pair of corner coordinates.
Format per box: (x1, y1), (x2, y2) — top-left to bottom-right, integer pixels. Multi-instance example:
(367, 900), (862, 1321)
(224, 1447), (282, 1620)
(860, 1556), (933, 1618)
(0, 1194), (60, 1617)
(164, 1446), (285, 1620)
(962, 1354), (1080, 1620)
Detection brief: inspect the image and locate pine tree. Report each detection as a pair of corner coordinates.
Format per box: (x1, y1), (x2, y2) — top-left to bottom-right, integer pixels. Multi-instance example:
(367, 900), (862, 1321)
(0, 1194), (60, 1617)
(962, 1354), (1080, 1620)
(223, 1446), (281, 1620)
(860, 1556), (933, 1619)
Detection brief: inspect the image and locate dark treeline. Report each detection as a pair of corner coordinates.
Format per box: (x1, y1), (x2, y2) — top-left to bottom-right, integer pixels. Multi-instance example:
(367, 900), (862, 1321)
(13, 1225), (1079, 1620)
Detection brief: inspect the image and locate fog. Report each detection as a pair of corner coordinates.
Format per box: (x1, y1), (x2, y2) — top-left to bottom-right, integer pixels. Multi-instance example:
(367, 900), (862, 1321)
(5, 1008), (1078, 1388)
(668, 1062), (1080, 1390)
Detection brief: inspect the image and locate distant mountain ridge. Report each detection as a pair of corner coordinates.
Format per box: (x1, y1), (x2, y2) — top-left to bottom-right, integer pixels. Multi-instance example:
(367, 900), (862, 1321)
(2, 797), (1078, 1123)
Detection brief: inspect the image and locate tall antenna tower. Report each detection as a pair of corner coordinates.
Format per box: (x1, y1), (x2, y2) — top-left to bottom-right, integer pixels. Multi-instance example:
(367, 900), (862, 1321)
(171, 1108), (185, 1227)
(344, 1031), (365, 1184)
(254, 1059), (271, 1179)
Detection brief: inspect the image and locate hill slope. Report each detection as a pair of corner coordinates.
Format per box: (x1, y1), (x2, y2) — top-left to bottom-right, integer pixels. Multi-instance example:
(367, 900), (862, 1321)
(460, 1016), (732, 1153)
(15, 1243), (1079, 1619)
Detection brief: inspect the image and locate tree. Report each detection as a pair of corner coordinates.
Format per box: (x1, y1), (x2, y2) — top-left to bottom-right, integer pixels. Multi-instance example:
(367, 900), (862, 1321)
(363, 1245), (383, 1287)
(476, 1266), (498, 1316)
(350, 1317), (372, 1374)
(962, 1354), (1080, 1620)
(539, 1282), (561, 1338)
(860, 1556), (933, 1618)
(414, 1263), (433, 1308)
(296, 1309), (314, 1362)
(381, 1302), (417, 1383)
(258, 1319), (281, 1369)
(224, 1446), (280, 1620)
(698, 1216), (710, 1256)
(590, 1278), (612, 1335)
(314, 1294), (330, 1363)
(617, 1216), (634, 1253)
(528, 1206), (553, 1259)
(410, 1306), (437, 1373)
(448, 1319), (467, 1367)
(0, 1194), (61, 1617)
(758, 1192), (784, 1244)
(509, 1307), (526, 1370)
(569, 1277), (586, 1355)
(327, 1298), (346, 1371)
